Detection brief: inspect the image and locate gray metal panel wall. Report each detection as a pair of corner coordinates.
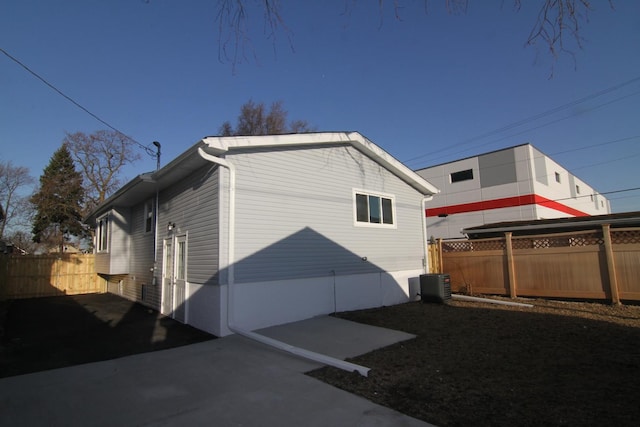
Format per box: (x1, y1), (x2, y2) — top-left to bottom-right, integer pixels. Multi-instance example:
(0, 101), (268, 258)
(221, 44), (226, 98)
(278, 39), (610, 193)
(479, 148), (517, 188)
(158, 164), (219, 286)
(229, 144), (426, 284)
(533, 147), (549, 185)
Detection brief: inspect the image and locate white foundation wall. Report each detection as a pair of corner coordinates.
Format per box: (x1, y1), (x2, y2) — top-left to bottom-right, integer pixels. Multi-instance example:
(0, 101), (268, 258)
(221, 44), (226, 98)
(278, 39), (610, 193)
(186, 283), (226, 337)
(216, 269), (423, 335)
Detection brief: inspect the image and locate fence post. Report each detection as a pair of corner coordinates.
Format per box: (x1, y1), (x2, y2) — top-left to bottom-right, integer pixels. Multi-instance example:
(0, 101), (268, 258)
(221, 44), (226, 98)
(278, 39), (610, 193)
(505, 232), (517, 299)
(602, 224), (621, 305)
(437, 238), (444, 274)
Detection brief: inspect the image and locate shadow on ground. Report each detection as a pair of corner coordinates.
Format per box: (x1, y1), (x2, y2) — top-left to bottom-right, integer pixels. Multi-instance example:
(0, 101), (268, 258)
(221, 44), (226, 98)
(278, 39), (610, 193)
(0, 293), (215, 378)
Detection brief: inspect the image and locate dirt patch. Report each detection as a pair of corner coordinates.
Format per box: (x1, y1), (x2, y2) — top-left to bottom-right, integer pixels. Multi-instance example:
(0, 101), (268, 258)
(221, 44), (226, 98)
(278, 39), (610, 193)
(308, 297), (640, 427)
(0, 293), (215, 378)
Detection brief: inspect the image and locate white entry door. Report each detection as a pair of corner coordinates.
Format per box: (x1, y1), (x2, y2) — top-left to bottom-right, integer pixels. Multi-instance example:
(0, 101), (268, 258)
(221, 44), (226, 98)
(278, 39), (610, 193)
(161, 238), (174, 316)
(173, 234), (187, 323)
(161, 235), (187, 322)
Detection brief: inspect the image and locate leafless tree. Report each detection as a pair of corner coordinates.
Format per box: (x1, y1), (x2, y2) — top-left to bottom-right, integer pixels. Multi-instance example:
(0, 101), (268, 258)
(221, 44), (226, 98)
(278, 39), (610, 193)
(220, 99), (314, 136)
(0, 161), (35, 240)
(214, 0), (614, 74)
(64, 130), (141, 213)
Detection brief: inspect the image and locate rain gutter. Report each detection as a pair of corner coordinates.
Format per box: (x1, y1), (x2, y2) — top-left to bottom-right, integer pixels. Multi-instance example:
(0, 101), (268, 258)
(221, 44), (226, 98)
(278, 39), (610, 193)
(197, 147), (370, 377)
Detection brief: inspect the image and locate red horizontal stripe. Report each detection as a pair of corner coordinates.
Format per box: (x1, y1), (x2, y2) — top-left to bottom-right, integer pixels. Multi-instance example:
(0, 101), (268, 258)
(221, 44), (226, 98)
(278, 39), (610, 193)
(426, 194), (589, 217)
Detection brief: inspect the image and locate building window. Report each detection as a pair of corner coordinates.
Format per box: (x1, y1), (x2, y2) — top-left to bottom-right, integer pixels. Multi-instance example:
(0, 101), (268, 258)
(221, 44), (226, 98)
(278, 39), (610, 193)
(576, 185), (580, 194)
(555, 172), (561, 183)
(144, 199), (154, 233)
(451, 169), (474, 183)
(354, 190), (395, 227)
(96, 215), (109, 252)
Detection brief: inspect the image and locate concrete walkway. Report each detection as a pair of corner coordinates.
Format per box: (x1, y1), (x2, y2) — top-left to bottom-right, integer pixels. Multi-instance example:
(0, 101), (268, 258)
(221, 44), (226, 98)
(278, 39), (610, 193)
(0, 316), (434, 426)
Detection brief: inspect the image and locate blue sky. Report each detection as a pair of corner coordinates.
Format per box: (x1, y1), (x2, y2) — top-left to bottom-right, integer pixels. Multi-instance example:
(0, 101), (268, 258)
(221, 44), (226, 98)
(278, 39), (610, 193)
(2, 0), (640, 212)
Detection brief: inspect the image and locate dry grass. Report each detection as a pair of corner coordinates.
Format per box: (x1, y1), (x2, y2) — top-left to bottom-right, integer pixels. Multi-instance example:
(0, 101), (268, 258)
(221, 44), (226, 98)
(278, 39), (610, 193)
(308, 297), (640, 427)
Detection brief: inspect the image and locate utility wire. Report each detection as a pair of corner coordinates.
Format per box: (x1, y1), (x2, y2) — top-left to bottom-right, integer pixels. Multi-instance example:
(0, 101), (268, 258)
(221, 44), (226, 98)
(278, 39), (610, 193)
(404, 75), (640, 165)
(1, 47), (156, 157)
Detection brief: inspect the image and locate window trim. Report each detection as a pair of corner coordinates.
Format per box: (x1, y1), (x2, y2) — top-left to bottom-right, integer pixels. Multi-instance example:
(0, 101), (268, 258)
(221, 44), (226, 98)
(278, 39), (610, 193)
(96, 214), (109, 253)
(353, 189), (397, 229)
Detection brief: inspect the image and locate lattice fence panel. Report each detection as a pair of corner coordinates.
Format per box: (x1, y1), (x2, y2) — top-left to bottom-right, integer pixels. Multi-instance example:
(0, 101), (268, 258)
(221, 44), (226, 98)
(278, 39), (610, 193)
(611, 229), (640, 244)
(442, 241), (474, 252)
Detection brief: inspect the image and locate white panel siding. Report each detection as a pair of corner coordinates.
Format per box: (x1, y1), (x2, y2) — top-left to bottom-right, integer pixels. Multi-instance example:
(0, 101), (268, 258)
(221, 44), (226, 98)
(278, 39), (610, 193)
(229, 144), (426, 284)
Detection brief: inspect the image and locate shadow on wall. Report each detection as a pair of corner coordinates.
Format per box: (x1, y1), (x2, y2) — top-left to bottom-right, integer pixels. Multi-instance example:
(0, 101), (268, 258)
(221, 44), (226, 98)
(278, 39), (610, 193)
(170, 227), (423, 335)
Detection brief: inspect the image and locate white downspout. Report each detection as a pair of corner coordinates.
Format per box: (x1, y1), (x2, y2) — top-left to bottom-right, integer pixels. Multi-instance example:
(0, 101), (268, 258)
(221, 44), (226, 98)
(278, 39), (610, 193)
(421, 195), (433, 274)
(197, 147), (370, 377)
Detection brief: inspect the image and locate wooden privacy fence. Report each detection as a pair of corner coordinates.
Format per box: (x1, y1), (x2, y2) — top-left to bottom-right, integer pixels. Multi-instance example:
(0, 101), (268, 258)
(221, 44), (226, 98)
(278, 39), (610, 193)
(0, 254), (103, 300)
(430, 226), (640, 303)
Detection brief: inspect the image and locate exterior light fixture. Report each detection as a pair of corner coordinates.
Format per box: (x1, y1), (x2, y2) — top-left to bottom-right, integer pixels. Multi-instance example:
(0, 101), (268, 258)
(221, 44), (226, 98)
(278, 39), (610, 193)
(167, 222), (176, 231)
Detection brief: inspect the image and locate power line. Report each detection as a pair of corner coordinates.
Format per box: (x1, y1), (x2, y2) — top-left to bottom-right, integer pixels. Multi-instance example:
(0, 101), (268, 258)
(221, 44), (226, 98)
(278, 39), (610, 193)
(404, 75), (640, 165)
(0, 47), (156, 157)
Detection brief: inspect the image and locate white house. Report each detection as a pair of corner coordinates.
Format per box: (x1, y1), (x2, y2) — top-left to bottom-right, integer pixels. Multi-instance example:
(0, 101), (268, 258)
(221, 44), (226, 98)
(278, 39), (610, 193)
(415, 143), (610, 240)
(86, 132), (439, 337)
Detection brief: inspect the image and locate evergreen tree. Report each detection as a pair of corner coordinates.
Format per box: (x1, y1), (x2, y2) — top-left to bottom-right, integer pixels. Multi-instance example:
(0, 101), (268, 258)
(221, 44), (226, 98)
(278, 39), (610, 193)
(31, 144), (85, 253)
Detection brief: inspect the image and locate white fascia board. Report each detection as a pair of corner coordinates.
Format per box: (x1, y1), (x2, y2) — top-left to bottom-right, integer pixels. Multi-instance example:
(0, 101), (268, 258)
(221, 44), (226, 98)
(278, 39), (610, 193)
(202, 132), (440, 196)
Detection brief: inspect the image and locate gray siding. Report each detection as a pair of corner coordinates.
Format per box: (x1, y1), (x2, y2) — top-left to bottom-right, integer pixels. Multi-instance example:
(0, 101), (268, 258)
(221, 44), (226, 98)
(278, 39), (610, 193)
(126, 201), (156, 306)
(158, 164), (219, 286)
(229, 144), (426, 284)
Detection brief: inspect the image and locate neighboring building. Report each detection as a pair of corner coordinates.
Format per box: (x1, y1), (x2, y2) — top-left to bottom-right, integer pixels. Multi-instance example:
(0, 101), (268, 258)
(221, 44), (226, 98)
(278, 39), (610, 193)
(86, 132), (439, 337)
(415, 143), (611, 240)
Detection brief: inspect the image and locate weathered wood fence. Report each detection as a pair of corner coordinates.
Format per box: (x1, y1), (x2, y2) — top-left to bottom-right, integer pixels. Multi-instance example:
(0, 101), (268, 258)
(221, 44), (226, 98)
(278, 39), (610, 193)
(0, 254), (103, 300)
(428, 226), (640, 303)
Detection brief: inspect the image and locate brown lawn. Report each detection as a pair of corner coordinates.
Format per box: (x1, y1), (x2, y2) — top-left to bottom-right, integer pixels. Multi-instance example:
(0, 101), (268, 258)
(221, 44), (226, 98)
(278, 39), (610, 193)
(308, 297), (640, 427)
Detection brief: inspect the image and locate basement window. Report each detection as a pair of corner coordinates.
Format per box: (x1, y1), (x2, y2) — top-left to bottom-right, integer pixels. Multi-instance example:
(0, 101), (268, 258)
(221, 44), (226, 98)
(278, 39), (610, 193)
(354, 190), (395, 227)
(450, 169), (474, 183)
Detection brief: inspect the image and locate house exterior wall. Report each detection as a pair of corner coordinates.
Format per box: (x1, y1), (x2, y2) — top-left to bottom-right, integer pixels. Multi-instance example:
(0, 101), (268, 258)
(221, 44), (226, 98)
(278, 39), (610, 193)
(219, 144), (427, 333)
(156, 163), (220, 286)
(92, 134), (436, 338)
(154, 163), (220, 333)
(416, 144), (610, 239)
(121, 200), (156, 305)
(95, 207), (130, 274)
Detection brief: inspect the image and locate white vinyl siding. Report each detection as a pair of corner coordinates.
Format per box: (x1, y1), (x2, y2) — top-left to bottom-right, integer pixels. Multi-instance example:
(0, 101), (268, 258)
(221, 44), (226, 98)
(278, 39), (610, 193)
(157, 164), (219, 286)
(229, 144), (425, 284)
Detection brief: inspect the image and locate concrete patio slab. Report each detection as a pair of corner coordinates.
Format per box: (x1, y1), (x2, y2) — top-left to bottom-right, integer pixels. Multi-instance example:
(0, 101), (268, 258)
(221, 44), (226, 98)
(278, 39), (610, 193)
(0, 316), (432, 426)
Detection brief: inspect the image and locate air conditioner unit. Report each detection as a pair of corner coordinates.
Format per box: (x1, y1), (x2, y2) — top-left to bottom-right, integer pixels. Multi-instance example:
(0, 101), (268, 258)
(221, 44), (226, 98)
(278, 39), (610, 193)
(420, 274), (451, 304)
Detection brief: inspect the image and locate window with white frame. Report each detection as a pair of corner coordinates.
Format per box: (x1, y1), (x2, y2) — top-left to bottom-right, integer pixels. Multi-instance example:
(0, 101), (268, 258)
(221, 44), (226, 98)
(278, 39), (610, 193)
(96, 215), (109, 252)
(144, 199), (154, 233)
(354, 190), (395, 227)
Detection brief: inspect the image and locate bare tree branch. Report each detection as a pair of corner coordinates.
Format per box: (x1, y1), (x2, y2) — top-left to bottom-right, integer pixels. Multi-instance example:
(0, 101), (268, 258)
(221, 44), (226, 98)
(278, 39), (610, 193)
(213, 0), (614, 75)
